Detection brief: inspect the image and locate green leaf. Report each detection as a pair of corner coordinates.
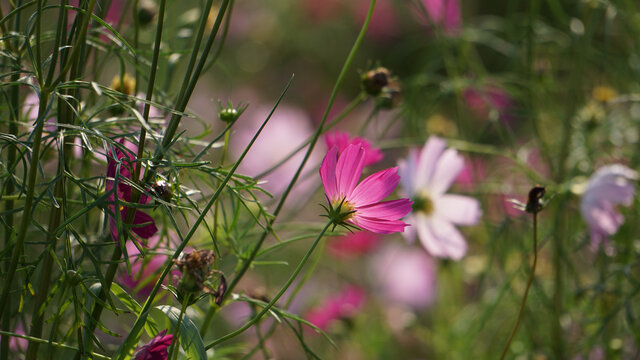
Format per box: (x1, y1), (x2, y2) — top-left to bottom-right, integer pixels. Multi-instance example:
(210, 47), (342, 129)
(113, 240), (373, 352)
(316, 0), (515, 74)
(152, 305), (208, 360)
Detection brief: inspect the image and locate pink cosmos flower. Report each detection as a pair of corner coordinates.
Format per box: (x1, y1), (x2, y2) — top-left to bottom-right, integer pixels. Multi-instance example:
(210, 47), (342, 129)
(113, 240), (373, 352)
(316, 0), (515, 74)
(320, 144), (412, 234)
(305, 286), (366, 331)
(118, 234), (177, 298)
(580, 164), (637, 251)
(106, 139), (158, 242)
(328, 231), (380, 258)
(324, 131), (383, 167)
(463, 85), (514, 124)
(416, 0), (461, 34)
(398, 136), (481, 260)
(372, 244), (437, 309)
(133, 329), (173, 360)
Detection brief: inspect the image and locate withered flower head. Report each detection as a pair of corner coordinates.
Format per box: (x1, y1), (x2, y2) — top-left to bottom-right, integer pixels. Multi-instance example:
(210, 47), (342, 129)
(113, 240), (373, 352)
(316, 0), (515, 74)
(151, 179), (173, 203)
(173, 249), (226, 304)
(525, 186), (545, 214)
(137, 0), (158, 26)
(361, 67), (391, 97)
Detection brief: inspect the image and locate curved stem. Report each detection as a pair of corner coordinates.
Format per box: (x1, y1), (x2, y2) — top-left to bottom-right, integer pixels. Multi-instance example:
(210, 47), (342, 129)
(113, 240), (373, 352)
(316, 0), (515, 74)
(167, 295), (190, 360)
(205, 220), (334, 348)
(500, 212), (538, 360)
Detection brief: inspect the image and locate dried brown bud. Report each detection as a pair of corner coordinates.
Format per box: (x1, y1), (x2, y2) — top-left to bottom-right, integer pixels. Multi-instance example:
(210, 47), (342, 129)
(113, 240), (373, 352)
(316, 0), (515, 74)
(151, 179), (172, 203)
(362, 67), (391, 96)
(173, 249), (215, 294)
(525, 186), (545, 214)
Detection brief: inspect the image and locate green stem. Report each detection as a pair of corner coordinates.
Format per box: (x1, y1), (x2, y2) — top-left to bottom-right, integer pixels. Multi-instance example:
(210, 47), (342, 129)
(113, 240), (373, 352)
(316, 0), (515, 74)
(0, 90), (51, 323)
(499, 212), (538, 360)
(167, 295), (190, 360)
(206, 220), (334, 348)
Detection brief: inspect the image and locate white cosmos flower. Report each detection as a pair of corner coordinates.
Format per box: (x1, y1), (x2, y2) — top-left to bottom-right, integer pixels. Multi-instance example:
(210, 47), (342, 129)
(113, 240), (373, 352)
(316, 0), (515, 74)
(398, 136), (481, 260)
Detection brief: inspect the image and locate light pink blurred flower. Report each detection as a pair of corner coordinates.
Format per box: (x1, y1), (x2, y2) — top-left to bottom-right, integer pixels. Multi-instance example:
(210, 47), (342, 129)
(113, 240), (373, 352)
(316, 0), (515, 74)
(320, 144), (412, 234)
(328, 231), (380, 258)
(372, 244), (437, 309)
(398, 136), (481, 260)
(416, 0), (461, 34)
(455, 157), (486, 191)
(463, 85), (514, 124)
(8, 322), (28, 353)
(324, 131), (383, 167)
(580, 164), (637, 250)
(133, 329), (173, 360)
(305, 286), (366, 331)
(231, 104), (321, 199)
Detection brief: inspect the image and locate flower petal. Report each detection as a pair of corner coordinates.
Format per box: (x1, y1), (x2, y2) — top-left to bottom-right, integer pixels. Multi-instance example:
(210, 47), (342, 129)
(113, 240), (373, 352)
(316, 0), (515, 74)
(429, 148), (464, 195)
(350, 167), (400, 205)
(320, 146), (339, 200)
(415, 214), (467, 260)
(336, 144), (365, 198)
(356, 198), (413, 220)
(435, 194), (481, 225)
(130, 210), (158, 239)
(414, 137), (446, 193)
(353, 217), (408, 234)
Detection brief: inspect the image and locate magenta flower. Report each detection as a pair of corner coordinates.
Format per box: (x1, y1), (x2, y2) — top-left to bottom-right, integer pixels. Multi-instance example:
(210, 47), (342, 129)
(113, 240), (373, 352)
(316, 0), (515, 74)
(416, 0), (461, 34)
(372, 244), (437, 309)
(580, 164), (637, 251)
(106, 139), (158, 242)
(328, 231), (381, 258)
(324, 131), (383, 167)
(320, 144), (412, 234)
(305, 286), (366, 331)
(463, 85), (514, 124)
(398, 136), (481, 260)
(133, 330), (173, 360)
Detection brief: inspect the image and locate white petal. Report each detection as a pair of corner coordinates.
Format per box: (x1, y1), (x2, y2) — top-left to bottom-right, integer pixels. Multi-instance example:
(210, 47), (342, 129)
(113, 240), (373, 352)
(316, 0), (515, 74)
(435, 194), (481, 225)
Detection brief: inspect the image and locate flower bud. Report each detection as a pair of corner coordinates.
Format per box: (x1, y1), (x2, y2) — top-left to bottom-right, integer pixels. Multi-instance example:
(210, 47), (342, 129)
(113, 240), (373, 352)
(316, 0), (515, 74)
(151, 179), (173, 203)
(218, 101), (247, 123)
(137, 0), (158, 26)
(361, 67), (391, 96)
(174, 249), (216, 295)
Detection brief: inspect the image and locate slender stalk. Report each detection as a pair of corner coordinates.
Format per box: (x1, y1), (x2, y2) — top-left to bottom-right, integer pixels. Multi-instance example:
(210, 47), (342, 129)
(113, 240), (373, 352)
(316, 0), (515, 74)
(200, 0), (377, 338)
(167, 295), (190, 360)
(0, 90), (50, 323)
(206, 220), (334, 348)
(499, 212), (538, 360)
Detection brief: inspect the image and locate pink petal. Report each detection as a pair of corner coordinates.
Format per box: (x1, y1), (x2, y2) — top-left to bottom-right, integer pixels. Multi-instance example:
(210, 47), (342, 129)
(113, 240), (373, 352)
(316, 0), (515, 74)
(353, 216), (408, 234)
(414, 137), (446, 193)
(356, 198), (413, 220)
(320, 146), (339, 200)
(350, 167), (400, 205)
(429, 148), (465, 195)
(335, 144), (365, 198)
(435, 194), (481, 225)
(415, 214), (467, 260)
(130, 210), (158, 239)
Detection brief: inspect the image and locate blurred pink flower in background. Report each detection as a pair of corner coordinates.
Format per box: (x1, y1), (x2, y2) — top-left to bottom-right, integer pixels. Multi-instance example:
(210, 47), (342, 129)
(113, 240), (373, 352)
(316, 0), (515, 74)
(106, 139), (158, 242)
(305, 286), (366, 331)
(133, 329), (173, 360)
(463, 84), (514, 124)
(398, 136), (481, 260)
(328, 231), (381, 258)
(8, 322), (28, 353)
(415, 0), (461, 34)
(231, 104), (321, 199)
(303, 0), (342, 22)
(454, 157), (486, 191)
(352, 0), (398, 41)
(320, 144), (412, 234)
(371, 244), (437, 309)
(118, 234), (175, 298)
(580, 164), (637, 251)
(324, 131), (383, 167)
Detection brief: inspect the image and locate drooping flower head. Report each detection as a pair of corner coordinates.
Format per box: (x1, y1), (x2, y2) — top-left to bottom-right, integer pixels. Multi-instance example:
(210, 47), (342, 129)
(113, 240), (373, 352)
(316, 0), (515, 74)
(106, 138), (158, 242)
(320, 144), (412, 234)
(398, 136), (481, 260)
(580, 164), (637, 251)
(324, 131), (383, 167)
(133, 330), (173, 360)
(305, 286), (366, 331)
